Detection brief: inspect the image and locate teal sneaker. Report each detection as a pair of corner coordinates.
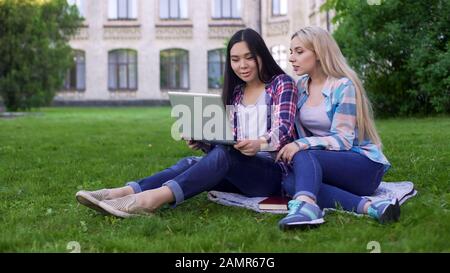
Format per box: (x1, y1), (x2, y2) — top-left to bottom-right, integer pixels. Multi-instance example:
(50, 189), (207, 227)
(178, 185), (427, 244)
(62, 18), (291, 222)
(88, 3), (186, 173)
(368, 198), (400, 224)
(278, 200), (324, 230)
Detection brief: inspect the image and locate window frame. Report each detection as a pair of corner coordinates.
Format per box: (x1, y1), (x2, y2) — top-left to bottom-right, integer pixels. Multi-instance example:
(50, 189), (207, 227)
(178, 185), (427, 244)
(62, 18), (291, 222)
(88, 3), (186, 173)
(271, 45), (287, 70)
(272, 0), (287, 17)
(160, 49), (190, 90)
(108, 49), (138, 91)
(63, 50), (86, 91)
(207, 48), (226, 89)
(108, 0), (138, 21)
(67, 0), (85, 18)
(211, 0), (241, 19)
(159, 0), (189, 20)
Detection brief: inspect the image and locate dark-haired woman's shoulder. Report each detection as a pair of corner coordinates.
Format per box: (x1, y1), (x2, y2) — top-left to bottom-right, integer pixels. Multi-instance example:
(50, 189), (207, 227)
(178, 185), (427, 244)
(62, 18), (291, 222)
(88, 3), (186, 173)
(269, 74), (296, 95)
(272, 73), (295, 83)
(271, 73), (296, 88)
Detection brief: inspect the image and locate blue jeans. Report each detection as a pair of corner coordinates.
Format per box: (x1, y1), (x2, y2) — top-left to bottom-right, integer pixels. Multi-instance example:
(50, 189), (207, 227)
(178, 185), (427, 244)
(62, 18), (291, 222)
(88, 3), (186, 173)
(126, 145), (283, 207)
(282, 150), (385, 214)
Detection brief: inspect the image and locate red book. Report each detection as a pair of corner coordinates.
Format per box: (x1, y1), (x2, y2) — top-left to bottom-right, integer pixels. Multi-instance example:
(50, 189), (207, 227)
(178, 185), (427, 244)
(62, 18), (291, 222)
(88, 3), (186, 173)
(258, 196), (289, 210)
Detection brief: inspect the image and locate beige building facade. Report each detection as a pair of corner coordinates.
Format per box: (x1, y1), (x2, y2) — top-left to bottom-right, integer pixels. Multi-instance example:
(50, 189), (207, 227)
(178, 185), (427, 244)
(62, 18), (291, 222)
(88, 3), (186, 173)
(56, 0), (332, 105)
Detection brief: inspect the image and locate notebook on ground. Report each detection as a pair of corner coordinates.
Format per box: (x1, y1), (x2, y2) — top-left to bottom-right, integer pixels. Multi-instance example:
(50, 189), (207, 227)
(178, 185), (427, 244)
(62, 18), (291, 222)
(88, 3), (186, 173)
(258, 196), (289, 210)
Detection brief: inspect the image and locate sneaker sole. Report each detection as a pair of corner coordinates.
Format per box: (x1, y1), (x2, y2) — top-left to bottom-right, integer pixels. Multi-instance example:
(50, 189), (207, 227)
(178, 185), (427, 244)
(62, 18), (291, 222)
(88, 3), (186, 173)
(279, 218), (325, 230)
(97, 201), (138, 219)
(379, 199), (400, 224)
(76, 191), (109, 215)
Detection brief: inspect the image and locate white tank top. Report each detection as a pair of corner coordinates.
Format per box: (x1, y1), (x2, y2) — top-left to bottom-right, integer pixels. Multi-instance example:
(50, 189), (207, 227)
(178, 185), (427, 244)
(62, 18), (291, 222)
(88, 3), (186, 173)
(236, 91), (267, 140)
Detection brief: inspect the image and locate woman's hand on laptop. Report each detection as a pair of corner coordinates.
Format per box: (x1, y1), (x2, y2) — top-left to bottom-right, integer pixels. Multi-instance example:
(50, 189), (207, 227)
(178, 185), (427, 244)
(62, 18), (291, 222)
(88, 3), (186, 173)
(186, 139), (203, 151)
(234, 140), (263, 156)
(181, 135), (204, 151)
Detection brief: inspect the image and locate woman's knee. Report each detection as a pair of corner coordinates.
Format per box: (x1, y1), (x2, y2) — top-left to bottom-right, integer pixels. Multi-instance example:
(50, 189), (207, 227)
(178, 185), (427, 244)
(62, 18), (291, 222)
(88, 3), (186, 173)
(171, 156), (202, 172)
(292, 149), (312, 163)
(210, 145), (232, 160)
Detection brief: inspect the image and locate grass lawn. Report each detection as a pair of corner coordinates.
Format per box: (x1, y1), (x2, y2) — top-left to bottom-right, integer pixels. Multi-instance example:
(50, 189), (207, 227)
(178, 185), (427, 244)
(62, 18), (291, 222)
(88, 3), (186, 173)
(0, 107), (449, 253)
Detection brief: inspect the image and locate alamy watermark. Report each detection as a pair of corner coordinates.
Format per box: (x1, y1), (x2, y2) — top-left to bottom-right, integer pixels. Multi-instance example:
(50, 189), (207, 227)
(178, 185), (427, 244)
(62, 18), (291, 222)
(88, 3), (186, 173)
(67, 241), (81, 253)
(367, 241), (381, 253)
(170, 97), (282, 150)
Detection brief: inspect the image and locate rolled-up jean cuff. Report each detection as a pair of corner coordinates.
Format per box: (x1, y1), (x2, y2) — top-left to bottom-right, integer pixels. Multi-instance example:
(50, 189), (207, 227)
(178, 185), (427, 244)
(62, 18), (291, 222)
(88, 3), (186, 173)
(125, 181), (142, 194)
(357, 197), (370, 214)
(162, 180), (184, 208)
(293, 191), (317, 201)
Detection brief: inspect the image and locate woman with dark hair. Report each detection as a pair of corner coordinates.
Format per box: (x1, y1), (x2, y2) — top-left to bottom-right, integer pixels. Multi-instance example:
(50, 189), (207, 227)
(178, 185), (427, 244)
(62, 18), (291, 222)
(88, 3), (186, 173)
(75, 28), (298, 218)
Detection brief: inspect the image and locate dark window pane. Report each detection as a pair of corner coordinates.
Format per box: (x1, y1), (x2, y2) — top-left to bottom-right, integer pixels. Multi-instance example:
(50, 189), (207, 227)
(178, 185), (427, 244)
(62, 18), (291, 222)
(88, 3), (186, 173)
(108, 49), (137, 90)
(76, 63), (85, 90)
(63, 50), (85, 91)
(108, 64), (116, 89)
(129, 63), (137, 89)
(160, 49), (189, 89)
(207, 49), (226, 88)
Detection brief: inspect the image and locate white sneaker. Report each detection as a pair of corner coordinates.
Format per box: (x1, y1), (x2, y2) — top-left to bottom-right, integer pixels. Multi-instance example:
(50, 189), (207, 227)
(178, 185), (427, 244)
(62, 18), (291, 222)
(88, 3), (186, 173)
(76, 189), (110, 214)
(98, 195), (152, 218)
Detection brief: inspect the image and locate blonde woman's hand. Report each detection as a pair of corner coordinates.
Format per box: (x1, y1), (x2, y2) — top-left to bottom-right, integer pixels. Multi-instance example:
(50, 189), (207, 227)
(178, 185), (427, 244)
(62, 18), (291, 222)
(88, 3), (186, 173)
(276, 142), (307, 163)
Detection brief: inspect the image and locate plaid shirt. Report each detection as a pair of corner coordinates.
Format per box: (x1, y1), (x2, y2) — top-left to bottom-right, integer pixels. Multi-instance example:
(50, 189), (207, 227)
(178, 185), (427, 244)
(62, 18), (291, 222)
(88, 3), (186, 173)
(294, 75), (391, 172)
(230, 74), (298, 174)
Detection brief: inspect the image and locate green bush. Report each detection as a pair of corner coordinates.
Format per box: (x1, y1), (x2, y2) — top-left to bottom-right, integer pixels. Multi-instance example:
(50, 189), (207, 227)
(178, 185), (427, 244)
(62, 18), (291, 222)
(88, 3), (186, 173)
(323, 0), (450, 116)
(0, 0), (82, 111)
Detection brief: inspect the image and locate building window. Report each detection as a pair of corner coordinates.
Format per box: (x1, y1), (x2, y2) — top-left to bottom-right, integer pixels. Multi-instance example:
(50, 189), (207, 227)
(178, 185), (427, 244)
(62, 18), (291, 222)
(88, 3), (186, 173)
(63, 50), (86, 91)
(212, 0), (241, 19)
(67, 0), (85, 18)
(208, 49), (226, 89)
(160, 49), (189, 90)
(271, 45), (287, 69)
(108, 49), (138, 91)
(160, 0), (188, 19)
(272, 0), (287, 16)
(108, 0), (137, 20)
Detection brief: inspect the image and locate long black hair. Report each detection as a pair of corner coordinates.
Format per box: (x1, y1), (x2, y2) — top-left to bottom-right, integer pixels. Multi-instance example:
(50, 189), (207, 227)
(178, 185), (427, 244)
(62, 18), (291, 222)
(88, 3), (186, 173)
(221, 28), (285, 106)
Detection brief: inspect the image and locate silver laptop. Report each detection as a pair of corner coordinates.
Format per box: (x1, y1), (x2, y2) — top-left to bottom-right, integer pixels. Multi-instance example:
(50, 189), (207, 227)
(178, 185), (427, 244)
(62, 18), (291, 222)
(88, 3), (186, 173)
(168, 91), (237, 146)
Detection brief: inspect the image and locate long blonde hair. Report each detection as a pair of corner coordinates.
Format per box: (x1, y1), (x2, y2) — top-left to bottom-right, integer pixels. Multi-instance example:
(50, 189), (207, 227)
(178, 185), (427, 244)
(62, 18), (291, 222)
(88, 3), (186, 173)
(293, 26), (381, 146)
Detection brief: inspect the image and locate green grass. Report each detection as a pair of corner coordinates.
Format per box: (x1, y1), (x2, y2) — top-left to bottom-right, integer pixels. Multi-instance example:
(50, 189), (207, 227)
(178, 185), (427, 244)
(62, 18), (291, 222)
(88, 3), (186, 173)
(0, 107), (449, 252)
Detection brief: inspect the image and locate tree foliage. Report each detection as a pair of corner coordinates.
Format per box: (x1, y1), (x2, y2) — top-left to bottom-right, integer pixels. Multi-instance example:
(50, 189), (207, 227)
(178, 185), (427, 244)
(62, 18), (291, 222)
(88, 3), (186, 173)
(0, 0), (82, 111)
(323, 0), (450, 116)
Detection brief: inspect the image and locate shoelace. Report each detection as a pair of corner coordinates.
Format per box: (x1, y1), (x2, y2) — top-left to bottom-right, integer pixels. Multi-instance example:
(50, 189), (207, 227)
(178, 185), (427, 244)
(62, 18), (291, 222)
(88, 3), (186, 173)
(368, 199), (393, 219)
(287, 200), (302, 216)
(367, 206), (379, 219)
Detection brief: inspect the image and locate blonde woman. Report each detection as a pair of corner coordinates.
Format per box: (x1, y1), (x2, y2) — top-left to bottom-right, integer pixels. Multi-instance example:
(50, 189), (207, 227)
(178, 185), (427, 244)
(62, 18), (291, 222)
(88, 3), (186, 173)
(276, 26), (397, 230)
